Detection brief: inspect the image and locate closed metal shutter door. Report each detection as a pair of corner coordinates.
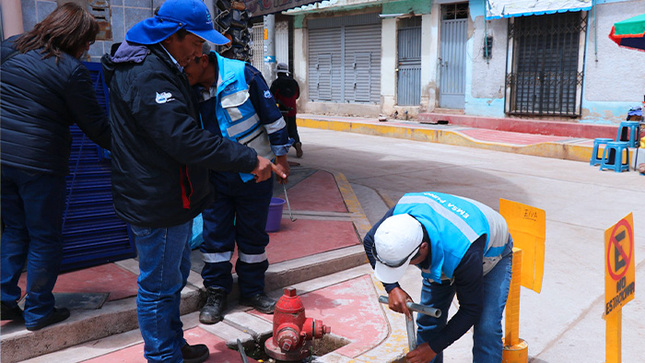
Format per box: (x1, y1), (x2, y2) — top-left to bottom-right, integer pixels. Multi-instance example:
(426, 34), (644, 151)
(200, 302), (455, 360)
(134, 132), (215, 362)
(61, 63), (136, 271)
(251, 23), (264, 72)
(276, 21), (289, 66)
(308, 13), (381, 103)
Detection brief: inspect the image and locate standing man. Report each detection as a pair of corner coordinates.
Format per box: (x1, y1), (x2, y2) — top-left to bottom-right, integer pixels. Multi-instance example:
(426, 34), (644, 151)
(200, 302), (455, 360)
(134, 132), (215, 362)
(101, 0), (282, 361)
(184, 46), (290, 324)
(270, 63), (302, 157)
(1, 3), (110, 330)
(364, 192), (513, 363)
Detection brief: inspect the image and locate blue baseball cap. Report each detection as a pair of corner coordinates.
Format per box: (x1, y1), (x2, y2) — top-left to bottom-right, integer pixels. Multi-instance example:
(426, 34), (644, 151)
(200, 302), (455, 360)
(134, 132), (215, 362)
(126, 0), (229, 45)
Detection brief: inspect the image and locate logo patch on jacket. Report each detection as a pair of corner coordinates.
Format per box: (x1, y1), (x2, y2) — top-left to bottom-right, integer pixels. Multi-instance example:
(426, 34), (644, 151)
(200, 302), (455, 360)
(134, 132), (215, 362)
(264, 90), (272, 99)
(156, 92), (175, 104)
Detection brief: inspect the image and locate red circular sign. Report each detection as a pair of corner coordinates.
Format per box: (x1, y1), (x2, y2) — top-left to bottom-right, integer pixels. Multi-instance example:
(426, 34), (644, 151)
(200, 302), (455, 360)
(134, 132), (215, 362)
(606, 219), (633, 281)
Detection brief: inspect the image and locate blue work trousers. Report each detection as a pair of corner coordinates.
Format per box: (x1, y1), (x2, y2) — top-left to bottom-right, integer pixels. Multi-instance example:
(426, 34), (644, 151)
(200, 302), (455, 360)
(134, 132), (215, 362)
(1, 165), (66, 328)
(130, 221), (192, 363)
(200, 171), (273, 297)
(417, 240), (513, 363)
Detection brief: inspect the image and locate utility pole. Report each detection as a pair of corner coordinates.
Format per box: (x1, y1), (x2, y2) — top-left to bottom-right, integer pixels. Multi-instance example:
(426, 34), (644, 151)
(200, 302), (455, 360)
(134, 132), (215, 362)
(263, 14), (276, 83)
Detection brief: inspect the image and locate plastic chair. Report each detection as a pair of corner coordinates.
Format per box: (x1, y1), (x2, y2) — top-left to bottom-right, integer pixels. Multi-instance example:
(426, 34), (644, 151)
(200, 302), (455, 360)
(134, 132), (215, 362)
(600, 141), (630, 172)
(616, 121), (640, 148)
(590, 138), (613, 166)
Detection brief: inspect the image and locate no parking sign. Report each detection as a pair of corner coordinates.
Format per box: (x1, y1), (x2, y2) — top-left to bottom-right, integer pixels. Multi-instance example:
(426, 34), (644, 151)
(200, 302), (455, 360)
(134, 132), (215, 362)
(604, 213), (635, 316)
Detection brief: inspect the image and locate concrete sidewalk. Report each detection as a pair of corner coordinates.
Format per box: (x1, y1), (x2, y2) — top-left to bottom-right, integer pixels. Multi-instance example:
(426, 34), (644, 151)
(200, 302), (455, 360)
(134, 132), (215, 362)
(1, 114), (642, 362)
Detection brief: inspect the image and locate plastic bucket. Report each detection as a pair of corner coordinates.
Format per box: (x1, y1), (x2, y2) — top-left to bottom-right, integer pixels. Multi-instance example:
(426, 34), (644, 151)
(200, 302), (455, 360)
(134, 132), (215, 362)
(266, 197), (286, 232)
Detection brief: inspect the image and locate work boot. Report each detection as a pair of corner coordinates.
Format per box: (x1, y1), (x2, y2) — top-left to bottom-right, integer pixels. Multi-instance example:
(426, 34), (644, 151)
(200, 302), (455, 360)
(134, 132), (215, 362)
(294, 142), (303, 158)
(1, 301), (24, 321)
(199, 287), (227, 324)
(240, 293), (276, 314)
(26, 307), (70, 331)
(181, 342), (209, 363)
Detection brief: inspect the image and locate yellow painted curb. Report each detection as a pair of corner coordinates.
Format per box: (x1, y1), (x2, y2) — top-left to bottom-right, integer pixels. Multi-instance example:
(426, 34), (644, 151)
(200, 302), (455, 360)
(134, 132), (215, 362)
(299, 117), (592, 163)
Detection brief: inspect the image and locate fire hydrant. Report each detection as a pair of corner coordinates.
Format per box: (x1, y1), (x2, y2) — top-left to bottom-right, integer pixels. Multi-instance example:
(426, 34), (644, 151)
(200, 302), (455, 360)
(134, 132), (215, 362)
(264, 287), (331, 361)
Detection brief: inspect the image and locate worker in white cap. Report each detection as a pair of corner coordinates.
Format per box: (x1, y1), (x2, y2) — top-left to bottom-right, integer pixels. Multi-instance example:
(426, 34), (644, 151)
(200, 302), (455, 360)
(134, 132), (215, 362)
(364, 191), (513, 363)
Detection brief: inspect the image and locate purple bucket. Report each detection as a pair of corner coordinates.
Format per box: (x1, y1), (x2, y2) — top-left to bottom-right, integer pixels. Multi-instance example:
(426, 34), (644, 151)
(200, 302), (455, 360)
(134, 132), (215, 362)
(265, 197), (286, 232)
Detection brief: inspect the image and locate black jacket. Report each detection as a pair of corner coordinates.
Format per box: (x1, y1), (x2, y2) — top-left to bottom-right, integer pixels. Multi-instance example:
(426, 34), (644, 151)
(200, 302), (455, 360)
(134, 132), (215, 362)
(0, 35), (111, 175)
(101, 42), (257, 228)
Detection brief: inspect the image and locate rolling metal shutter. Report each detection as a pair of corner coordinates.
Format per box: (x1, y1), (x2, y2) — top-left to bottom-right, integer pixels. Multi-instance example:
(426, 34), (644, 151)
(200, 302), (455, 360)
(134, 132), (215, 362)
(61, 62), (136, 272)
(308, 13), (381, 104)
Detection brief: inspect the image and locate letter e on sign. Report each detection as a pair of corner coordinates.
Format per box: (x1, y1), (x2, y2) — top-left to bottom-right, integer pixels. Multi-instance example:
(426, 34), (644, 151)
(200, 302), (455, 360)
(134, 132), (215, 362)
(604, 213), (635, 317)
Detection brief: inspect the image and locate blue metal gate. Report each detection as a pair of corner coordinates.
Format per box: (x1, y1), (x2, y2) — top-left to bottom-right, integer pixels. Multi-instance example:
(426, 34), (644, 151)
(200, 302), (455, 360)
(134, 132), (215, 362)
(439, 17), (467, 109)
(61, 62), (136, 271)
(397, 17), (422, 106)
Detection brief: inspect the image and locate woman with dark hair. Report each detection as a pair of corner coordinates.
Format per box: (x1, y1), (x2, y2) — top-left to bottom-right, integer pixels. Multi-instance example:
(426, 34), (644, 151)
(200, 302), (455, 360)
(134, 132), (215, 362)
(0, 2), (111, 331)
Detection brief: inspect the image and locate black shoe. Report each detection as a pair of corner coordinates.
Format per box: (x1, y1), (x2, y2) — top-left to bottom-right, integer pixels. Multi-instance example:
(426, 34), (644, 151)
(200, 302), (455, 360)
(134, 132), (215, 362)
(26, 307), (70, 331)
(181, 343), (209, 363)
(199, 287), (227, 324)
(240, 293), (276, 314)
(1, 302), (24, 321)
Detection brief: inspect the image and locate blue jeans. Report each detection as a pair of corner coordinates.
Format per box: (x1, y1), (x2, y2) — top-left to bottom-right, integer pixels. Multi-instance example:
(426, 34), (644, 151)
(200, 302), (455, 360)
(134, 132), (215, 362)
(1, 165), (66, 327)
(201, 172), (272, 297)
(417, 241), (513, 363)
(130, 221), (192, 362)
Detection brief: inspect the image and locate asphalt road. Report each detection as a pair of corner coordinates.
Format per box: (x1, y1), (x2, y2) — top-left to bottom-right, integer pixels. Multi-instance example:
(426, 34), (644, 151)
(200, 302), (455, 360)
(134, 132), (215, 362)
(293, 127), (645, 362)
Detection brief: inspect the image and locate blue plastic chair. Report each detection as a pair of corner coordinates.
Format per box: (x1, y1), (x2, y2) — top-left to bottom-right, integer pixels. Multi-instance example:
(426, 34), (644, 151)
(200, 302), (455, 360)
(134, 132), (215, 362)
(616, 121), (640, 148)
(600, 141), (630, 172)
(590, 138), (613, 166)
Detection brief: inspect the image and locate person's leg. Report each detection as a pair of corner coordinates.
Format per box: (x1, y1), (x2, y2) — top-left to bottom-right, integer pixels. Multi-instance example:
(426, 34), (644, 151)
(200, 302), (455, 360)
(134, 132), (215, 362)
(1, 166), (67, 327)
(416, 279), (455, 363)
(287, 115), (303, 157)
(233, 177), (273, 300)
(472, 240), (513, 363)
(200, 175), (236, 293)
(1, 166), (29, 317)
(132, 221), (192, 363)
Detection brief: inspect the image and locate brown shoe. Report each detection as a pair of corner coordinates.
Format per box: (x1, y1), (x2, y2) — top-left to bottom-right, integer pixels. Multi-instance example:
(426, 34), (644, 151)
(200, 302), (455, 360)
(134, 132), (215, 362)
(294, 142), (303, 158)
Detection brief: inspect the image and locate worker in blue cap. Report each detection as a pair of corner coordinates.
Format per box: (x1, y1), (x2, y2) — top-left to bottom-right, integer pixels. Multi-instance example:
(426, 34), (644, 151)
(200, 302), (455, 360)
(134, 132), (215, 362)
(101, 0), (284, 362)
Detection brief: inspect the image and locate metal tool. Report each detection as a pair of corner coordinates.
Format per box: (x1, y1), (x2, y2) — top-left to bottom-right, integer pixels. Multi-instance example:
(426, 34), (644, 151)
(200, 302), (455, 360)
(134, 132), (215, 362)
(283, 183), (296, 222)
(378, 295), (441, 352)
(237, 339), (249, 363)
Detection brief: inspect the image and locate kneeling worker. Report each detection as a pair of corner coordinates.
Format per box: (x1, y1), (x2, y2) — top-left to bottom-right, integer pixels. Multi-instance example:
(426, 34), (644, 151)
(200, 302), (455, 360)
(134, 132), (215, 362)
(364, 191), (513, 363)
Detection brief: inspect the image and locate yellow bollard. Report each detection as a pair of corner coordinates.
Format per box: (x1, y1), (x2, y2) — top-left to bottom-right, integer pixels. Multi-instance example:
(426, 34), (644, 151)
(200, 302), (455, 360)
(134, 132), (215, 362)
(502, 248), (528, 363)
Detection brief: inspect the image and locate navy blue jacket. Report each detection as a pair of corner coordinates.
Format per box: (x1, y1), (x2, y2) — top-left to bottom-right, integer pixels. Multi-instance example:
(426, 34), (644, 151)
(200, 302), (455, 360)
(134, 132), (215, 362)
(101, 42), (258, 228)
(1, 35), (111, 175)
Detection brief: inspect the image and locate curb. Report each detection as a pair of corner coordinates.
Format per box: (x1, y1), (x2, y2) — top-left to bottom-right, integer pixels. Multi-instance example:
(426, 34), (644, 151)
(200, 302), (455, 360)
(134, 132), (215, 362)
(297, 117), (594, 163)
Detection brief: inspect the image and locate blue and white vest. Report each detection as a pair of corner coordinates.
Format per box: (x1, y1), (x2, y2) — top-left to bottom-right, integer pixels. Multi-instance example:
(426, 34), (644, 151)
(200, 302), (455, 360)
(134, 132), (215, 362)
(393, 192), (509, 282)
(204, 52), (275, 182)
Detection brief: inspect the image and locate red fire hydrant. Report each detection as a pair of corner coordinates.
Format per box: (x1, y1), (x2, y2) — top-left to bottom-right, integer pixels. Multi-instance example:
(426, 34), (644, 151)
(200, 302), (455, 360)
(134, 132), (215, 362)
(264, 287), (331, 361)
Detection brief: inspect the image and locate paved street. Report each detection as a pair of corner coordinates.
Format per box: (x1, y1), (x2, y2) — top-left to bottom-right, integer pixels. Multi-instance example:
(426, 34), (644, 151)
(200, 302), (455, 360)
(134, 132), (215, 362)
(294, 126), (645, 362)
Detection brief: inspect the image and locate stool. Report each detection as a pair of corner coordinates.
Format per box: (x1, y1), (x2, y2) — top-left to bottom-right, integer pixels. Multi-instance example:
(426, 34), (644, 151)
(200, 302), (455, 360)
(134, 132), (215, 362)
(616, 121), (640, 148)
(590, 138), (613, 166)
(600, 141), (630, 172)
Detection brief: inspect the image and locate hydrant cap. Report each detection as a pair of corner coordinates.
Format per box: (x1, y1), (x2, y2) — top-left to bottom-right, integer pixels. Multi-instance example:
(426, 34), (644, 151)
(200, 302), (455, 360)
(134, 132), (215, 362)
(284, 287), (297, 297)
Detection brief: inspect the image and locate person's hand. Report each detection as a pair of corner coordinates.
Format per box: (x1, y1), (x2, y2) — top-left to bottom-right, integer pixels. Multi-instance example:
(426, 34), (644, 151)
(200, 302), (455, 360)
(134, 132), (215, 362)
(388, 287), (412, 318)
(406, 342), (436, 363)
(274, 155), (290, 184)
(252, 156), (286, 182)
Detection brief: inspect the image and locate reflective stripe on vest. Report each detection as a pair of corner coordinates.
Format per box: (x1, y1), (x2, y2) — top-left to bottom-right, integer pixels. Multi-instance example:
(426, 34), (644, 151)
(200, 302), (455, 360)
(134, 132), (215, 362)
(238, 251), (267, 264)
(203, 251), (233, 264)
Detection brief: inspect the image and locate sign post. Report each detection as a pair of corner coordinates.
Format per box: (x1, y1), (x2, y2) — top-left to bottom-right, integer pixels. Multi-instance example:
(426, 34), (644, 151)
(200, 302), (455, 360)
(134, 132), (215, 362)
(499, 199), (545, 363)
(604, 213), (635, 363)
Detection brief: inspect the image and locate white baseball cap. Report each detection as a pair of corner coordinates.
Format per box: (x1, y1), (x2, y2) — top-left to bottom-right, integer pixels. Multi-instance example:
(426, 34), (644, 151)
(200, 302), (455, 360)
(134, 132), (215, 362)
(373, 214), (424, 284)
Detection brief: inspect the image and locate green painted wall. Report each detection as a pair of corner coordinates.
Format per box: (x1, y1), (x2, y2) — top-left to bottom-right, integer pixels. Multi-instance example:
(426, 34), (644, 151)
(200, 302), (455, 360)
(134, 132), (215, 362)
(382, 0), (432, 15)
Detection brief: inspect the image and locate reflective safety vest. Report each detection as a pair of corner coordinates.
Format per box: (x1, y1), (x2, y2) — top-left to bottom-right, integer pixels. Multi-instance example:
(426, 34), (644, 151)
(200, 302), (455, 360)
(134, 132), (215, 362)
(209, 52), (274, 182)
(393, 192), (509, 282)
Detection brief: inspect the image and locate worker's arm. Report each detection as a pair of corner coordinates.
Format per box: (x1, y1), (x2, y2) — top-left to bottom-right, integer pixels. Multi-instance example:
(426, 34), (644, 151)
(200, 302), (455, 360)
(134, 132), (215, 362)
(428, 235), (485, 354)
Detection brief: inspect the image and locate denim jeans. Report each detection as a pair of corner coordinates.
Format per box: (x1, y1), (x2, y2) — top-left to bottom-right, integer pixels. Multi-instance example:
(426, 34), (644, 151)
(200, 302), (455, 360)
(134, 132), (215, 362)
(417, 240), (513, 363)
(130, 221), (192, 362)
(1, 165), (66, 327)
